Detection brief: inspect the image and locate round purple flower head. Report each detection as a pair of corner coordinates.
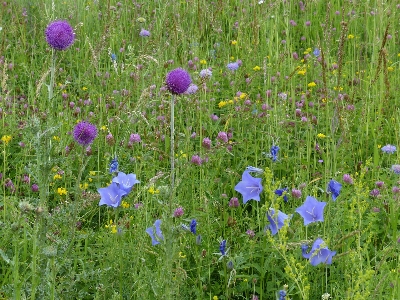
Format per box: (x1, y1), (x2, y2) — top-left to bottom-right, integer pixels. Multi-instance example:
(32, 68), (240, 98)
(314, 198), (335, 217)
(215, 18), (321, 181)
(166, 68), (192, 95)
(73, 121), (98, 146)
(45, 20), (75, 50)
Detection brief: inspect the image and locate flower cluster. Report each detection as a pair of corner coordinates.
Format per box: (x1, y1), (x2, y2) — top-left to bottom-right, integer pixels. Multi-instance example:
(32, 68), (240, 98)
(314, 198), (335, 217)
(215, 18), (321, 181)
(45, 20), (75, 50)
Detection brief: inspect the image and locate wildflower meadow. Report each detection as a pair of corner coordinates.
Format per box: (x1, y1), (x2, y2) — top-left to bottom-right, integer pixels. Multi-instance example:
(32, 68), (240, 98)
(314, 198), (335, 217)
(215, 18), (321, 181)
(1, 0), (400, 299)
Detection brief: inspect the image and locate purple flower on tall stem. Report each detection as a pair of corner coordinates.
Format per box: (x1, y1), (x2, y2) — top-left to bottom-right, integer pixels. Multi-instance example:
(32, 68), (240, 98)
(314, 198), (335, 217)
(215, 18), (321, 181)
(327, 180), (342, 201)
(219, 240), (227, 256)
(266, 208), (289, 235)
(73, 121), (98, 146)
(234, 170), (263, 203)
(190, 219), (197, 234)
(392, 165), (400, 174)
(301, 238), (336, 266)
(45, 20), (75, 50)
(381, 144), (396, 154)
(227, 62), (239, 71)
(112, 172), (140, 193)
(275, 188), (288, 202)
(98, 182), (127, 208)
(295, 196), (326, 225)
(146, 219), (164, 245)
(139, 29), (150, 37)
(165, 68), (192, 95)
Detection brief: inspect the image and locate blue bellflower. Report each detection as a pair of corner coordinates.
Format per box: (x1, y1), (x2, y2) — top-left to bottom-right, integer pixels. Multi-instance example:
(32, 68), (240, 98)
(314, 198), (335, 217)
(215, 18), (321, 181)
(219, 240), (227, 256)
(327, 179), (342, 201)
(295, 196), (326, 225)
(98, 182), (127, 208)
(275, 188), (288, 202)
(146, 219), (164, 246)
(112, 172), (140, 193)
(313, 48), (320, 57)
(270, 145), (280, 161)
(246, 166), (263, 174)
(109, 157), (118, 173)
(234, 170), (264, 203)
(266, 208), (289, 235)
(190, 219), (197, 234)
(301, 238), (336, 266)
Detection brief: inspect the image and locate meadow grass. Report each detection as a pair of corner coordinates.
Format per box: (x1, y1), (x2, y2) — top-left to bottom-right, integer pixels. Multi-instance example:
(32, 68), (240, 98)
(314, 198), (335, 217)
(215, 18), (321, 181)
(0, 0), (400, 299)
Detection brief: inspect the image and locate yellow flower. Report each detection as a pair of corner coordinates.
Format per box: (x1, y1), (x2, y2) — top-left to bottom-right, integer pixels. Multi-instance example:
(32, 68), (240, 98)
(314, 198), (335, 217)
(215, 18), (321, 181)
(88, 178), (93, 182)
(348, 34), (355, 39)
(54, 174), (62, 180)
(218, 100), (228, 108)
(307, 82), (316, 88)
(89, 171), (96, 176)
(387, 66), (394, 72)
(228, 99), (234, 104)
(1, 135), (12, 145)
(100, 125), (108, 131)
(398, 53), (400, 57)
(231, 40), (237, 45)
(200, 59), (207, 65)
(121, 201), (130, 208)
(213, 297), (218, 300)
(82, 86), (88, 91)
(57, 187), (67, 196)
(239, 93), (247, 100)
(253, 65), (261, 71)
(111, 226), (117, 234)
(377, 144), (381, 149)
(333, 86), (343, 91)
(148, 186), (160, 195)
(178, 252), (186, 258)
(52, 136), (60, 141)
(79, 182), (89, 190)
(317, 133), (326, 138)
(230, 56), (235, 61)
(297, 69), (306, 75)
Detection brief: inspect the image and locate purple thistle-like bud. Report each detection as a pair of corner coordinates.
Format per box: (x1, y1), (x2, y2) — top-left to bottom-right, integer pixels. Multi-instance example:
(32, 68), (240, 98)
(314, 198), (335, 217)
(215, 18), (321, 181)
(191, 155), (203, 165)
(229, 197), (239, 207)
(73, 121), (98, 146)
(343, 174), (353, 184)
(291, 188), (302, 198)
(202, 137), (211, 149)
(217, 131), (228, 143)
(31, 184), (39, 192)
(165, 68), (192, 95)
(173, 207), (184, 217)
(129, 133), (141, 143)
(45, 20), (75, 50)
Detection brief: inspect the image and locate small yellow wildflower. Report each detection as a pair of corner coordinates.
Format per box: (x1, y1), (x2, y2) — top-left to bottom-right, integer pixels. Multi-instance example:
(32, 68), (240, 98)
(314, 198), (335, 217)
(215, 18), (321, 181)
(121, 201), (130, 208)
(200, 59), (207, 65)
(79, 182), (89, 190)
(333, 86), (343, 91)
(1, 135), (12, 145)
(218, 100), (228, 108)
(239, 93), (247, 100)
(307, 82), (316, 88)
(111, 226), (117, 234)
(387, 66), (394, 72)
(230, 56), (235, 61)
(100, 125), (108, 131)
(243, 278), (248, 282)
(297, 69), (306, 75)
(253, 65), (261, 71)
(57, 187), (67, 196)
(397, 53), (400, 57)
(82, 86), (88, 91)
(231, 40), (237, 45)
(54, 174), (62, 180)
(88, 178), (93, 182)
(228, 99), (234, 104)
(148, 186), (160, 195)
(178, 252), (186, 258)
(317, 133), (326, 138)
(348, 34), (355, 39)
(377, 144), (381, 149)
(89, 171), (96, 176)
(213, 296), (218, 300)
(52, 136), (60, 141)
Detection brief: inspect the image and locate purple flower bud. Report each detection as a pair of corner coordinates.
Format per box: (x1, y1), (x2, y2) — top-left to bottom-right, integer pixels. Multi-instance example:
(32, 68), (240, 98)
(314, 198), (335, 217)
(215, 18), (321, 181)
(31, 184), (39, 192)
(73, 121), (98, 146)
(343, 174), (353, 184)
(202, 137), (211, 149)
(229, 197), (239, 207)
(217, 131), (228, 143)
(173, 207), (184, 217)
(291, 188), (302, 198)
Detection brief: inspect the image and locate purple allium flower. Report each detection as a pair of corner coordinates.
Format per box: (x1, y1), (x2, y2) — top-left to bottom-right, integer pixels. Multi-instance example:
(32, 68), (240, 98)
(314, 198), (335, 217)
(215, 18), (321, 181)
(165, 68), (192, 95)
(234, 170), (263, 203)
(219, 240), (227, 256)
(112, 172), (140, 193)
(217, 131), (228, 143)
(266, 208), (289, 235)
(229, 197), (239, 207)
(301, 238), (336, 266)
(31, 183), (39, 192)
(370, 189), (380, 197)
(392, 165), (400, 174)
(174, 207), (184, 217)
(191, 155), (203, 165)
(129, 133), (141, 143)
(199, 69), (212, 78)
(295, 196), (326, 225)
(73, 121), (98, 146)
(381, 144), (396, 154)
(139, 28), (150, 37)
(45, 20), (75, 50)
(190, 219), (197, 234)
(343, 174), (353, 184)
(291, 188), (302, 198)
(184, 83), (198, 94)
(327, 179), (342, 201)
(227, 62), (239, 71)
(275, 188), (288, 202)
(98, 182), (127, 207)
(202, 137), (211, 149)
(109, 157), (118, 173)
(146, 219), (164, 245)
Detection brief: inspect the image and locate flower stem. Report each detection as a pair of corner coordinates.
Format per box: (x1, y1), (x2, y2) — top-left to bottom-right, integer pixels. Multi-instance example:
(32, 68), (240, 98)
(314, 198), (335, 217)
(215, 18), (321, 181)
(170, 94), (175, 214)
